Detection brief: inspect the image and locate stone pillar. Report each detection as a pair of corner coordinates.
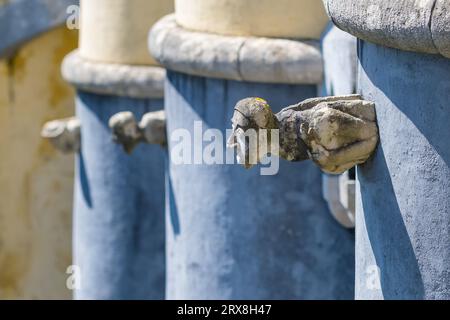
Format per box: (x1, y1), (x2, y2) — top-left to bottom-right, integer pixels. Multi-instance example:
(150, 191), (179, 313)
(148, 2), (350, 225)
(150, 1), (355, 300)
(62, 0), (173, 300)
(324, 0), (450, 299)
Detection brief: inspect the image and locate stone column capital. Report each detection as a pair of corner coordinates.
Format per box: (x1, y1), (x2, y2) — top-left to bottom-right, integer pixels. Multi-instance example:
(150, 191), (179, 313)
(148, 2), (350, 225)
(149, 15), (324, 85)
(323, 0), (450, 58)
(62, 50), (165, 99)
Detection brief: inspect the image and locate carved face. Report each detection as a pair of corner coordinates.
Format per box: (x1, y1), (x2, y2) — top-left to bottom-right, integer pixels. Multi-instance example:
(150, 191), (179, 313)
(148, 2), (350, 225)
(227, 122), (255, 169)
(108, 111), (142, 154)
(227, 98), (277, 169)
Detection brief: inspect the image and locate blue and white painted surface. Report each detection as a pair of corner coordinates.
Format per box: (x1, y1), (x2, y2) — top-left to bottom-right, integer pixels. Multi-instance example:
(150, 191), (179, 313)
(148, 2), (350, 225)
(164, 71), (355, 300)
(355, 40), (450, 300)
(73, 91), (165, 300)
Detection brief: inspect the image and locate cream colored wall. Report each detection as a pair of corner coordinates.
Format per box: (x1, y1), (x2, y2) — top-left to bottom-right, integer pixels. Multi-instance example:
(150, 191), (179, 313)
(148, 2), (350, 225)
(0, 26), (78, 299)
(80, 0), (174, 65)
(175, 0), (329, 39)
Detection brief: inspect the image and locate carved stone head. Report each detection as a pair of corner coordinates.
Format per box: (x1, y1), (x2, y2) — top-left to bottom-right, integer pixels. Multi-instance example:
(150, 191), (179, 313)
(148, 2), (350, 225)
(108, 111), (142, 154)
(227, 98), (278, 169)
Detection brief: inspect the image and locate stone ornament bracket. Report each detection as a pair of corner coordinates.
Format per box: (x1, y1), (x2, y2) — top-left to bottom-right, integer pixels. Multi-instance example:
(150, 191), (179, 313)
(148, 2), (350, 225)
(62, 50), (165, 99)
(228, 95), (379, 175)
(110, 95), (379, 176)
(41, 117), (81, 154)
(109, 111), (167, 153)
(0, 0), (78, 58)
(323, 0), (450, 58)
(149, 15), (323, 85)
(41, 110), (168, 155)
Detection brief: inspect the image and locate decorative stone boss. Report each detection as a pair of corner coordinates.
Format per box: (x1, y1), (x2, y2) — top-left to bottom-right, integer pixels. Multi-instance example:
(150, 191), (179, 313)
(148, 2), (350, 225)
(227, 95), (379, 174)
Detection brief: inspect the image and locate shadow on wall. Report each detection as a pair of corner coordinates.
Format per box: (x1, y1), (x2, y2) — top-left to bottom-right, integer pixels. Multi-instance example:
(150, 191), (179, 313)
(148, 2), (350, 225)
(357, 40), (450, 299)
(359, 147), (425, 299)
(358, 41), (450, 168)
(167, 151), (181, 236)
(79, 152), (92, 208)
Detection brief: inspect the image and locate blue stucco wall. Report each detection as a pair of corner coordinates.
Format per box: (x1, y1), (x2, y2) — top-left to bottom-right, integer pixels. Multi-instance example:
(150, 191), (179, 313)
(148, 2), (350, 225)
(355, 40), (450, 299)
(73, 91), (165, 300)
(164, 71), (355, 300)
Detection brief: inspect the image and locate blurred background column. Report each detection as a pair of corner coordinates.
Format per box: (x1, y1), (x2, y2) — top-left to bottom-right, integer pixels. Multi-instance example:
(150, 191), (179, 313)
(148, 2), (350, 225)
(325, 0), (450, 299)
(62, 0), (173, 299)
(0, 0), (78, 299)
(150, 0), (355, 300)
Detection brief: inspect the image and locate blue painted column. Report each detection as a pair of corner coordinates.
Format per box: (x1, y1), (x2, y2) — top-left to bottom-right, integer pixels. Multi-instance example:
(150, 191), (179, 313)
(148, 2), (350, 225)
(151, 15), (355, 300)
(323, 0), (450, 299)
(164, 72), (355, 299)
(62, 52), (166, 300)
(58, 0), (173, 299)
(355, 41), (450, 300)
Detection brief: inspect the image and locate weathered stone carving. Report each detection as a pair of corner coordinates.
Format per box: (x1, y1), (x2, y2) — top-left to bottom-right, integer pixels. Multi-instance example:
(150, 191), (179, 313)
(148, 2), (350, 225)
(227, 95), (378, 174)
(41, 117), (81, 154)
(109, 111), (166, 153)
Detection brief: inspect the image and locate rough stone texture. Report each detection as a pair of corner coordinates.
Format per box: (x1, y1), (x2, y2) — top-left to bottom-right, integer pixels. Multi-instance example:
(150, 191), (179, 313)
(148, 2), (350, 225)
(165, 70), (355, 300)
(324, 0), (450, 58)
(41, 117), (81, 154)
(356, 40), (450, 300)
(108, 112), (143, 154)
(431, 0), (450, 58)
(230, 95), (378, 174)
(74, 92), (166, 300)
(62, 50), (165, 99)
(140, 110), (166, 146)
(298, 98), (378, 174)
(239, 38), (324, 84)
(149, 15), (323, 84)
(0, 0), (78, 57)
